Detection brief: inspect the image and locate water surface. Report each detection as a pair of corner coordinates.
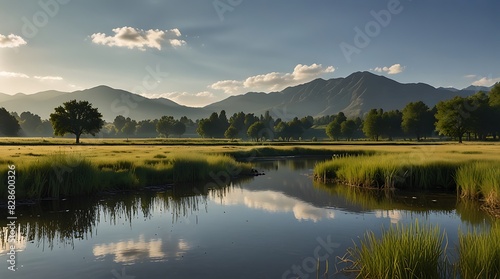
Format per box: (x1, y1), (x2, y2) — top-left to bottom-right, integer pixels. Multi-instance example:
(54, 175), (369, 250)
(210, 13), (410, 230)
(0, 158), (492, 278)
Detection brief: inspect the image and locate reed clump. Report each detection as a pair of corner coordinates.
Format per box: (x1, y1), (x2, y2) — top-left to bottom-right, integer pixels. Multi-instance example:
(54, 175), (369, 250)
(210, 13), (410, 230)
(457, 223), (500, 278)
(344, 220), (446, 279)
(314, 154), (460, 190)
(456, 161), (500, 210)
(1, 152), (251, 200)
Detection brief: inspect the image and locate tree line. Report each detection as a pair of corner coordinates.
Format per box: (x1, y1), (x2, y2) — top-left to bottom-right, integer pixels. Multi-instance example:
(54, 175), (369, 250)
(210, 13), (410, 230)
(0, 83), (498, 143)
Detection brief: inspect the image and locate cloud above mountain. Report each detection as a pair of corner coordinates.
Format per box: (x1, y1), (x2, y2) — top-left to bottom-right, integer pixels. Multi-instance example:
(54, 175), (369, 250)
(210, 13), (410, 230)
(372, 64), (405, 75)
(0, 34), (26, 48)
(91, 27), (186, 51)
(210, 63), (335, 94)
(472, 76), (500, 87)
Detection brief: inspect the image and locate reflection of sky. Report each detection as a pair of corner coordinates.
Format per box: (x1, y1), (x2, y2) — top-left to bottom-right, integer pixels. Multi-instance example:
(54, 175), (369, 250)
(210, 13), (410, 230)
(212, 189), (335, 222)
(0, 226), (27, 255)
(93, 234), (190, 264)
(374, 210), (403, 224)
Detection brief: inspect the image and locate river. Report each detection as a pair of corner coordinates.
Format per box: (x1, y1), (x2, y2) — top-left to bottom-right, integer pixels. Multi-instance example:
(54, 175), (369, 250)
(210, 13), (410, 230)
(0, 157), (493, 278)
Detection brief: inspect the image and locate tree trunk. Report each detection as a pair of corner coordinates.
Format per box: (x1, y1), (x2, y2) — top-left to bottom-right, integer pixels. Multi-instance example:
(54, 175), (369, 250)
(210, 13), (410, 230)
(458, 135), (463, 143)
(75, 134), (80, 144)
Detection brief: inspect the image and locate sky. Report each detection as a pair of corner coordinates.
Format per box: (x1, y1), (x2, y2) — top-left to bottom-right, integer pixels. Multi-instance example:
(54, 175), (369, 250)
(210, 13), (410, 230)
(0, 0), (499, 107)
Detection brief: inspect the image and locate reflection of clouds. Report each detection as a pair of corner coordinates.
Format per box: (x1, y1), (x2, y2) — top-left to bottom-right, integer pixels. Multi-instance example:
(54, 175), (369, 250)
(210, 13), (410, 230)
(93, 235), (190, 263)
(213, 190), (335, 222)
(0, 226), (27, 255)
(374, 210), (403, 224)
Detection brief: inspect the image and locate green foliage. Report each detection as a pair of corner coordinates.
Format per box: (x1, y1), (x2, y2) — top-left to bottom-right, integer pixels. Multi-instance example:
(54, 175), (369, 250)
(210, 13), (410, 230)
(0, 107), (21, 136)
(156, 116), (185, 138)
(456, 161), (500, 208)
(341, 119), (358, 140)
(435, 96), (472, 143)
(402, 101), (435, 141)
(49, 100), (103, 143)
(458, 223), (500, 278)
(247, 121), (267, 141)
(0, 152), (251, 200)
(314, 154), (460, 190)
(197, 111), (229, 138)
(224, 125), (239, 139)
(345, 220), (446, 279)
(362, 109), (384, 141)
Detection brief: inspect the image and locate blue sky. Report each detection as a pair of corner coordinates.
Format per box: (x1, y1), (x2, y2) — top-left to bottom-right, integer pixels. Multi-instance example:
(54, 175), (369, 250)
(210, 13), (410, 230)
(0, 0), (499, 106)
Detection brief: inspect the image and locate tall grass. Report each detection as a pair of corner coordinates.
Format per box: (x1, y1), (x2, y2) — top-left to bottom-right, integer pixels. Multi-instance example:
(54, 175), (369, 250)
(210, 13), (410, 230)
(458, 223), (500, 278)
(314, 154), (460, 190)
(0, 152), (251, 200)
(344, 220), (447, 279)
(456, 161), (500, 209)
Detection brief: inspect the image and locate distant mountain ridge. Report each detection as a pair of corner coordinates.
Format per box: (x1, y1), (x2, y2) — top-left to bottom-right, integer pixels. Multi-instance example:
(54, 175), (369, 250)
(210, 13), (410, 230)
(0, 72), (492, 121)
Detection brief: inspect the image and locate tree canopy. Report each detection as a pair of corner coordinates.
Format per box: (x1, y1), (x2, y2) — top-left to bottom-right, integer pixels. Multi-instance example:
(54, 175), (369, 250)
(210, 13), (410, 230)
(0, 107), (20, 136)
(49, 100), (103, 143)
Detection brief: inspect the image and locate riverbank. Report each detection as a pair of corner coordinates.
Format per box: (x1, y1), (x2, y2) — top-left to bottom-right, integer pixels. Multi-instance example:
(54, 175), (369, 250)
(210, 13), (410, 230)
(313, 154), (500, 217)
(340, 219), (500, 278)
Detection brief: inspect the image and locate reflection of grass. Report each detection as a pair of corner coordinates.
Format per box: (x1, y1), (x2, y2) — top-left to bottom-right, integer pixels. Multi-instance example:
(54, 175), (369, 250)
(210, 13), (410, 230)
(344, 220), (446, 279)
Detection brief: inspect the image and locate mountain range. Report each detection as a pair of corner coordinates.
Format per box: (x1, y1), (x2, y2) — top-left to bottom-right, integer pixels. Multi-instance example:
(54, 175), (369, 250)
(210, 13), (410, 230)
(0, 72), (493, 122)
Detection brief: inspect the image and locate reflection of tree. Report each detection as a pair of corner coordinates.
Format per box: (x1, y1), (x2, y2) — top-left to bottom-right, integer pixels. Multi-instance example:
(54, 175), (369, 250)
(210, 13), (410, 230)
(0, 184), (234, 254)
(313, 181), (491, 225)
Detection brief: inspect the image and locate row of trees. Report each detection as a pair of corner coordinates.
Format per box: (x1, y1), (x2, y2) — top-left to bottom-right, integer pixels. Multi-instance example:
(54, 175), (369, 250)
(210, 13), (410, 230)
(1, 83), (498, 143)
(324, 84), (500, 142)
(196, 110), (314, 141)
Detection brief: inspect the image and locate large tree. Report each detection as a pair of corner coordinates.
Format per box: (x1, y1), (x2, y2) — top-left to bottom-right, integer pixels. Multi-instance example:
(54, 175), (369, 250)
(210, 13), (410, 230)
(19, 111), (43, 136)
(363, 109), (383, 141)
(50, 100), (103, 143)
(156, 116), (185, 138)
(401, 101), (434, 141)
(0, 107), (21, 136)
(435, 96), (470, 143)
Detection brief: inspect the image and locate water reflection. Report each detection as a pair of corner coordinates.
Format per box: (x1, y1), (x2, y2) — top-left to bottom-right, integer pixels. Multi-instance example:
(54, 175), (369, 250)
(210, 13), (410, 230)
(0, 157), (494, 279)
(213, 188), (335, 222)
(92, 235), (191, 264)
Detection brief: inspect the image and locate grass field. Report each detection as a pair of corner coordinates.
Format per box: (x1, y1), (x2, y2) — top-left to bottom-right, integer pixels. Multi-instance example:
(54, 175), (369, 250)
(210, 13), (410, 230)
(2, 138), (500, 203)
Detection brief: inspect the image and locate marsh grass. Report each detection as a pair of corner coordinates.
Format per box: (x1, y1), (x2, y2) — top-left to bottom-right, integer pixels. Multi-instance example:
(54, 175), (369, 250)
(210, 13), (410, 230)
(344, 220), (447, 279)
(314, 155), (460, 190)
(0, 152), (251, 200)
(456, 161), (500, 209)
(458, 223), (500, 278)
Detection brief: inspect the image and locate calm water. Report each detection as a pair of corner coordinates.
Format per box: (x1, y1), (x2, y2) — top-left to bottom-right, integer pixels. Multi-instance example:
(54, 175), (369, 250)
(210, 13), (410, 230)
(0, 158), (493, 279)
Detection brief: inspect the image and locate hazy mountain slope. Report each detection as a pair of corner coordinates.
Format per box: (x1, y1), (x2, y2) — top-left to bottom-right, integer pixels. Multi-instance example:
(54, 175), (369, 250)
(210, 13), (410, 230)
(0, 72), (486, 121)
(0, 86), (209, 122)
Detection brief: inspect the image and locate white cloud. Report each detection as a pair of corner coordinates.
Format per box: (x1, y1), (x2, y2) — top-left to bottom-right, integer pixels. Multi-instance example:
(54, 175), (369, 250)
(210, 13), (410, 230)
(372, 63), (405, 75)
(210, 80), (244, 94)
(144, 91), (216, 107)
(472, 76), (500, 87)
(0, 71), (30, 78)
(91, 27), (186, 51)
(463, 74), (477, 79)
(210, 63), (335, 94)
(34, 76), (63, 81)
(0, 34), (27, 48)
